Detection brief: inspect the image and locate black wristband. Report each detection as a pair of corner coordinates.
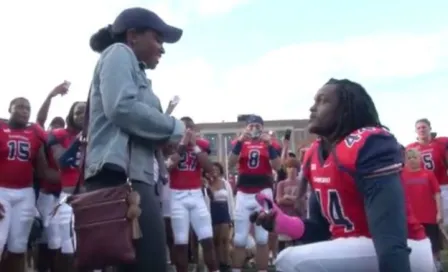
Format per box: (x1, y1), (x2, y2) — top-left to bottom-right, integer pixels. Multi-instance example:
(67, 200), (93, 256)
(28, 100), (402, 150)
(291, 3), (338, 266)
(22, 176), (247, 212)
(232, 141), (243, 155)
(268, 145), (279, 160)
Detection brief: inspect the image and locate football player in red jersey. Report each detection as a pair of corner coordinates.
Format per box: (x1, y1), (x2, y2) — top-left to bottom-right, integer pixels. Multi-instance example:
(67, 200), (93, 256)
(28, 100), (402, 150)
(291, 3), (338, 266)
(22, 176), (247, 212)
(251, 79), (433, 272)
(45, 101), (86, 271)
(402, 148), (444, 271)
(227, 114), (281, 272)
(167, 117), (218, 272)
(407, 118), (448, 226)
(0, 97), (59, 272)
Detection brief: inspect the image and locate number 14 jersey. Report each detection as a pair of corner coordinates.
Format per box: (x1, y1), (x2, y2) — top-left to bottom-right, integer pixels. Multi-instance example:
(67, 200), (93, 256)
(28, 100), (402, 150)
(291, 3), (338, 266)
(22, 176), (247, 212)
(303, 127), (424, 240)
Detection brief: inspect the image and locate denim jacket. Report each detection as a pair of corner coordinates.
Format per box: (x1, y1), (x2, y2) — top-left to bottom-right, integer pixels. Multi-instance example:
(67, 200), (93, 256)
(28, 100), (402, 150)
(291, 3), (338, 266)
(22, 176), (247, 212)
(85, 43), (184, 185)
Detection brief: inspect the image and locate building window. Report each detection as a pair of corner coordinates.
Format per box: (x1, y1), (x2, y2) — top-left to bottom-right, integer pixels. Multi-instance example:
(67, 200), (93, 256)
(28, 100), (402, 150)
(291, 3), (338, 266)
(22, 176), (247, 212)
(223, 133), (236, 153)
(203, 133), (218, 156)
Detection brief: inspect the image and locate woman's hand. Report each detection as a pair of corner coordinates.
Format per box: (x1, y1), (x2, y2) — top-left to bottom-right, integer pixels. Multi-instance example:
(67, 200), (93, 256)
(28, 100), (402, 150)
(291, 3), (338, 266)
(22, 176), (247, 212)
(249, 210), (276, 232)
(180, 129), (193, 146)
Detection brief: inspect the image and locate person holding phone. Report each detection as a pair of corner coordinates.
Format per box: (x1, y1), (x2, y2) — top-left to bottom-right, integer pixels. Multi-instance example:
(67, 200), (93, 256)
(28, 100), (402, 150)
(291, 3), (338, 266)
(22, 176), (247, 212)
(227, 114), (281, 272)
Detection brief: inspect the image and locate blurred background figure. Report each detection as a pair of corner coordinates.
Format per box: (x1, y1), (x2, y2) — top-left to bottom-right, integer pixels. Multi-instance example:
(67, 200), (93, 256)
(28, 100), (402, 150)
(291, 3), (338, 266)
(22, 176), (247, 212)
(206, 162), (234, 271)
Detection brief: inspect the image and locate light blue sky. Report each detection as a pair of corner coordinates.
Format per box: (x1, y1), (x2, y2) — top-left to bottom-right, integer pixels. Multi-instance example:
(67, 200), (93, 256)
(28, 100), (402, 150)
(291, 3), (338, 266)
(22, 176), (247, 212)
(0, 0), (446, 144)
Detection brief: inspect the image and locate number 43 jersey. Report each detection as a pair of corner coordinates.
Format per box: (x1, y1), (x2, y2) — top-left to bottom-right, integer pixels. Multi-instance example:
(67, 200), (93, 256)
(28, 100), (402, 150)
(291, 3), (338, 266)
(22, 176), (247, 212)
(0, 121), (46, 189)
(303, 127), (424, 240)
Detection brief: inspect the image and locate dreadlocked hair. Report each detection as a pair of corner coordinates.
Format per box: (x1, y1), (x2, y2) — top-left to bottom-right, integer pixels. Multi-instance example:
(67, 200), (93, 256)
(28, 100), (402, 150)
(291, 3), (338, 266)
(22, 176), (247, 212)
(326, 78), (383, 140)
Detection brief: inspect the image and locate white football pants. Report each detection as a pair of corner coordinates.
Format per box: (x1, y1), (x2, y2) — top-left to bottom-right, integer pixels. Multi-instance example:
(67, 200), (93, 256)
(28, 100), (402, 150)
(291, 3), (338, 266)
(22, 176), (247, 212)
(170, 189), (213, 244)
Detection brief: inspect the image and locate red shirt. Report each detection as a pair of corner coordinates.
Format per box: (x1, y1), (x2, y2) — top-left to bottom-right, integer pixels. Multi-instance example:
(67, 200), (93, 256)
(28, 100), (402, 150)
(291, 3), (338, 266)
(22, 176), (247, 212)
(303, 127), (425, 240)
(48, 128), (80, 188)
(0, 122), (46, 189)
(40, 131), (61, 193)
(170, 138), (210, 190)
(407, 138), (448, 185)
(233, 139), (281, 193)
(401, 168), (440, 224)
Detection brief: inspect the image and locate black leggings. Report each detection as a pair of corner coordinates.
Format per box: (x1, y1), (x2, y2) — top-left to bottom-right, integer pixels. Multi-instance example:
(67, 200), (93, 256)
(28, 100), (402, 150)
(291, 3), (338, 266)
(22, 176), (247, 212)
(85, 168), (167, 272)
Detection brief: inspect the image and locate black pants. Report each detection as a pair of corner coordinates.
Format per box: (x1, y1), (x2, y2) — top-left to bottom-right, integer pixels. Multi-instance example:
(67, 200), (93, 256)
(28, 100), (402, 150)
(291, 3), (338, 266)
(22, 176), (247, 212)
(85, 168), (167, 272)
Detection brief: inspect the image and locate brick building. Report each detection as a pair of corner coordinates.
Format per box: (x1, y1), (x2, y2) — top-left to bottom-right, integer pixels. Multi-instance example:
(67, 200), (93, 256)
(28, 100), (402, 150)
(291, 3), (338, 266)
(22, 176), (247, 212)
(196, 117), (313, 163)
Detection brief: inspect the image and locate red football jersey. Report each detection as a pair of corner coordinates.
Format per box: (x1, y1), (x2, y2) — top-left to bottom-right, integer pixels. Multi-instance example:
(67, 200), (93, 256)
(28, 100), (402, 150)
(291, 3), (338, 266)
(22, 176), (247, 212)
(406, 137), (448, 185)
(233, 139), (281, 193)
(303, 127), (424, 240)
(401, 168), (440, 224)
(233, 139), (281, 176)
(49, 128), (80, 188)
(39, 131), (61, 193)
(170, 138), (210, 190)
(0, 122), (46, 189)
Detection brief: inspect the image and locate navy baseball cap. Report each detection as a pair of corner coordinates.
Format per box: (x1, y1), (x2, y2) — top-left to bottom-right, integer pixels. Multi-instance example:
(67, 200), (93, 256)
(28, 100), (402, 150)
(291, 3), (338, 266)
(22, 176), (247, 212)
(112, 7), (183, 44)
(246, 115), (264, 125)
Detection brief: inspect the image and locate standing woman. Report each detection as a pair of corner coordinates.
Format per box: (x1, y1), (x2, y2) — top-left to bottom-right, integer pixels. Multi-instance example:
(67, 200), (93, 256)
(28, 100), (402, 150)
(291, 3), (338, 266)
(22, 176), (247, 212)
(275, 157), (300, 251)
(208, 162), (234, 272)
(85, 7), (185, 272)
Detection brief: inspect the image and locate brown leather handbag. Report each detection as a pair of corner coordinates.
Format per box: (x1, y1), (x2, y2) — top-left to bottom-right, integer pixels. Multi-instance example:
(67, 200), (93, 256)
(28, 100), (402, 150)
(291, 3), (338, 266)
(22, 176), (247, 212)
(66, 95), (142, 270)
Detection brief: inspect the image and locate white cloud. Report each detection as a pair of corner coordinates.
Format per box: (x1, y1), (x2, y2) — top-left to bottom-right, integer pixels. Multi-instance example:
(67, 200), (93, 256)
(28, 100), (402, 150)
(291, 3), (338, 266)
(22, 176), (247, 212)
(149, 31), (448, 144)
(0, 0), (445, 146)
(195, 0), (251, 16)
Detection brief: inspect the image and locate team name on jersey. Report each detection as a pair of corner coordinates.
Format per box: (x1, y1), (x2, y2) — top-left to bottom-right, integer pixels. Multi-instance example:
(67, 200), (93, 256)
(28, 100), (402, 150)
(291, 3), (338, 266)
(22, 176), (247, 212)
(313, 176), (331, 184)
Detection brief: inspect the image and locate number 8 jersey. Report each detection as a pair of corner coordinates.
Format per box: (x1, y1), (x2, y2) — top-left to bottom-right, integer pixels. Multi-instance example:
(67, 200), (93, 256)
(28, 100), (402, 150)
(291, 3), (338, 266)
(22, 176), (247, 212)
(233, 139), (281, 193)
(0, 121), (46, 189)
(303, 127), (425, 239)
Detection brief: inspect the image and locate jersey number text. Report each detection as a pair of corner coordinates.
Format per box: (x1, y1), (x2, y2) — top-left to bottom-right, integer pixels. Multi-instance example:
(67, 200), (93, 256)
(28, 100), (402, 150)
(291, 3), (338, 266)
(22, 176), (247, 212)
(422, 153), (435, 170)
(344, 127), (377, 148)
(247, 149), (260, 169)
(7, 140), (30, 161)
(315, 189), (354, 232)
(178, 152), (198, 171)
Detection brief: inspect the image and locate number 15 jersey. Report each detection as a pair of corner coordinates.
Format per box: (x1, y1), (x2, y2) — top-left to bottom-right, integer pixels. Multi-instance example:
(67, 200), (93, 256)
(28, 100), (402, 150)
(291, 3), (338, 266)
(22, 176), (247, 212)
(303, 127), (424, 240)
(0, 121), (46, 189)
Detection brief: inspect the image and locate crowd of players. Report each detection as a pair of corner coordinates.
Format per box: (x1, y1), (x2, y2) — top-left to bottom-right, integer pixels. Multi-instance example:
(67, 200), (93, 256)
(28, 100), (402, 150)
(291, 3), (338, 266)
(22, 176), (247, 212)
(0, 80), (447, 272)
(1, 6), (448, 272)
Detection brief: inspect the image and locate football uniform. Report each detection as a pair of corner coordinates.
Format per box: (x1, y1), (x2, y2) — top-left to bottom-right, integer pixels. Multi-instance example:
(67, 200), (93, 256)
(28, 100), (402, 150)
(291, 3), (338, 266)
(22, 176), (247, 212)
(36, 130), (62, 249)
(46, 128), (81, 254)
(232, 139), (280, 247)
(0, 121), (46, 254)
(407, 137), (448, 224)
(275, 127), (433, 272)
(169, 139), (213, 244)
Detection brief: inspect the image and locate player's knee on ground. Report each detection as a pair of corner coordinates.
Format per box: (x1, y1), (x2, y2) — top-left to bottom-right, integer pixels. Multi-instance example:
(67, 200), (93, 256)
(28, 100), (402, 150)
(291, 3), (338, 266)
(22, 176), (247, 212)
(275, 246), (323, 272)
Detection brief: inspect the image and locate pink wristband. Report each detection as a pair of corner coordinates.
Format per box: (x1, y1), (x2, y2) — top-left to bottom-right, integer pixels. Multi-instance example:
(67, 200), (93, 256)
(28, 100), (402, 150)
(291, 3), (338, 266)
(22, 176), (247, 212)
(274, 212), (305, 240)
